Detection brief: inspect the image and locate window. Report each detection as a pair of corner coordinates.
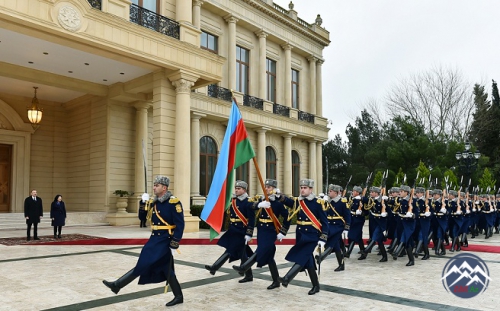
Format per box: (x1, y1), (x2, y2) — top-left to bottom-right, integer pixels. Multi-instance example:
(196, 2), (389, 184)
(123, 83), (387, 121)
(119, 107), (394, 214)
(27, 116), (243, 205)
(236, 46), (249, 94)
(266, 58), (276, 102)
(292, 150), (300, 196)
(201, 31), (218, 54)
(291, 69), (299, 109)
(266, 146), (277, 180)
(200, 136), (218, 196)
(235, 162), (250, 192)
(131, 0), (159, 12)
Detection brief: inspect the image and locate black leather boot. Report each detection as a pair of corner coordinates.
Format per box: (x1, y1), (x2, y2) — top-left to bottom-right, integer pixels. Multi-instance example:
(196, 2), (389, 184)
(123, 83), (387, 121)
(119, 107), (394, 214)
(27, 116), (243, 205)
(379, 242), (388, 262)
(387, 238), (397, 254)
(334, 251), (344, 271)
(345, 241), (355, 258)
(307, 267), (320, 295)
(439, 241), (446, 256)
(315, 247), (333, 265)
(421, 244), (430, 260)
(358, 240), (365, 254)
(392, 242), (404, 260)
(435, 239), (442, 255)
(414, 240), (423, 258)
(278, 263), (302, 287)
(450, 237), (456, 252)
(358, 240), (376, 260)
(239, 267), (253, 283)
(232, 252), (257, 274)
(102, 268), (137, 294)
(405, 246), (415, 266)
(165, 275), (183, 307)
(205, 252), (230, 275)
(455, 237), (461, 251)
(267, 260), (280, 290)
(462, 235), (468, 247)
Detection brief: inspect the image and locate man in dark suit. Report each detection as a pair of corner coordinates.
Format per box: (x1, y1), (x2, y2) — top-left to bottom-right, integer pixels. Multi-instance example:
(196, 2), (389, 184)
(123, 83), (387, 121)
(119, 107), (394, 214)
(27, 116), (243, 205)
(24, 189), (43, 241)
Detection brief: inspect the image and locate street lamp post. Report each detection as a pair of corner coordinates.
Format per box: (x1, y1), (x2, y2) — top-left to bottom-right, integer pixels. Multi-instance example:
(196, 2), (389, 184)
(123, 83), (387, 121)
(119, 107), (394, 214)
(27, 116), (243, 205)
(455, 142), (481, 188)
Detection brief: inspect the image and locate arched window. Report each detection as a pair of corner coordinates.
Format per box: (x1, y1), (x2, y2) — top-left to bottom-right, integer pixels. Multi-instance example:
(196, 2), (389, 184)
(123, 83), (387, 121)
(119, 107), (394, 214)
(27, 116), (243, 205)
(266, 146), (277, 180)
(200, 136), (218, 196)
(292, 150), (300, 196)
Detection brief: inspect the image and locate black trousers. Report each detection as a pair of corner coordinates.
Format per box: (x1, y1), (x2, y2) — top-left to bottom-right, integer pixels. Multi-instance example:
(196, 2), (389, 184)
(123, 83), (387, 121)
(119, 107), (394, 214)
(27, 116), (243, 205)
(27, 222), (38, 238)
(53, 226), (62, 236)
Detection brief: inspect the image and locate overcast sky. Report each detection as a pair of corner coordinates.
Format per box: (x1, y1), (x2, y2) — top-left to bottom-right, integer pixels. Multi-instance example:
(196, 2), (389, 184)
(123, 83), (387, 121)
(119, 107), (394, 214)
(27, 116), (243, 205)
(273, 0), (500, 140)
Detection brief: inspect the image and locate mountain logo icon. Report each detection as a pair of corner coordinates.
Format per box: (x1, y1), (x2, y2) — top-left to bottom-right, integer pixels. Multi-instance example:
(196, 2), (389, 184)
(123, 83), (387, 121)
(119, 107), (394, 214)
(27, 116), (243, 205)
(442, 253), (491, 299)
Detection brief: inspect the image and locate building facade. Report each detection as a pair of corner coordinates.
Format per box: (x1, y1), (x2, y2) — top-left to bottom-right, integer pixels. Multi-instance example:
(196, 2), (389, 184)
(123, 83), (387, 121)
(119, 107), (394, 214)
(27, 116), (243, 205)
(0, 0), (329, 231)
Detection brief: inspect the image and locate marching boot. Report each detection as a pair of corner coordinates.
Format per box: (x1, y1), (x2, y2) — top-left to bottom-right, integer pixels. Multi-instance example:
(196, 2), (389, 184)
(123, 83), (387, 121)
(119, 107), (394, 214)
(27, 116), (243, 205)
(334, 251), (345, 272)
(414, 240), (423, 258)
(267, 260), (280, 290)
(495, 226), (499, 234)
(232, 253), (257, 274)
(165, 275), (183, 307)
(421, 244), (430, 260)
(345, 241), (355, 258)
(205, 252), (230, 275)
(439, 241), (446, 256)
(489, 227), (494, 237)
(455, 237), (461, 252)
(358, 240), (365, 254)
(405, 246), (415, 266)
(315, 247), (333, 265)
(102, 269), (137, 294)
(435, 239), (442, 255)
(239, 267), (253, 283)
(449, 237), (456, 252)
(307, 267), (320, 295)
(387, 238), (398, 254)
(392, 242), (404, 260)
(278, 263), (302, 288)
(358, 240), (376, 260)
(462, 235), (468, 247)
(379, 242), (388, 262)
(341, 241), (348, 258)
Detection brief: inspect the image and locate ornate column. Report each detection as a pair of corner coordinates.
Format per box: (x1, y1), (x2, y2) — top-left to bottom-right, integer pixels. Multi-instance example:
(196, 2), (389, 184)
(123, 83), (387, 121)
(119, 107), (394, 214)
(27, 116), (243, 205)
(283, 134), (294, 195)
(176, 0), (192, 24)
(256, 30), (268, 100)
(191, 112), (206, 205)
(256, 128), (268, 179)
(133, 101), (151, 212)
(308, 140), (317, 184)
(192, 0), (204, 30)
(282, 44), (293, 107)
(307, 55), (317, 115)
(316, 59), (324, 116)
(316, 141), (323, 193)
(225, 15), (239, 90)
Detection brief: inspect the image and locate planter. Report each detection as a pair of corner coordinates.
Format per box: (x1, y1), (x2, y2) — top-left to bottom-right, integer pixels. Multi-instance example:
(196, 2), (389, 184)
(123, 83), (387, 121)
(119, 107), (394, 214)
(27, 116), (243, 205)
(116, 197), (128, 213)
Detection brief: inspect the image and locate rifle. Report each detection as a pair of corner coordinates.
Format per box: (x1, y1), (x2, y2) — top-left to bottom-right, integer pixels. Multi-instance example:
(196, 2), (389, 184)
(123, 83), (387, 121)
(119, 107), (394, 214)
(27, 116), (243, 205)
(361, 172), (373, 197)
(409, 171), (420, 210)
(342, 175), (352, 197)
(381, 169), (389, 195)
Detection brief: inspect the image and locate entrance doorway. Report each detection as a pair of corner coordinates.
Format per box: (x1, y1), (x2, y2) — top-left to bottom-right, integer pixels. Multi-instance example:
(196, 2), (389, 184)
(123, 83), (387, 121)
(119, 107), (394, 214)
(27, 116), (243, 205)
(0, 144), (12, 212)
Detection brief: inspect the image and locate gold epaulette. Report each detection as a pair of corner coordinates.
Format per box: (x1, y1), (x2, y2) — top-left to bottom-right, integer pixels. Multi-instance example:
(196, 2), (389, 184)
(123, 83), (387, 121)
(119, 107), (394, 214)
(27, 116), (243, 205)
(169, 196), (179, 204)
(341, 198), (348, 203)
(248, 195), (260, 203)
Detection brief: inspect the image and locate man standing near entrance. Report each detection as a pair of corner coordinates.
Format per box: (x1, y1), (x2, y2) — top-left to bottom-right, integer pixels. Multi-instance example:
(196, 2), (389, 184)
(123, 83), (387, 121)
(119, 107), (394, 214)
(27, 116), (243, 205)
(24, 189), (43, 241)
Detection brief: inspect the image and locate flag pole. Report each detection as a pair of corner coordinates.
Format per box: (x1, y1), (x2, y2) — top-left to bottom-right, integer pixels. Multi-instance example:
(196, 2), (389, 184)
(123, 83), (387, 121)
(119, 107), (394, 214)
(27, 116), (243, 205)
(252, 157), (281, 234)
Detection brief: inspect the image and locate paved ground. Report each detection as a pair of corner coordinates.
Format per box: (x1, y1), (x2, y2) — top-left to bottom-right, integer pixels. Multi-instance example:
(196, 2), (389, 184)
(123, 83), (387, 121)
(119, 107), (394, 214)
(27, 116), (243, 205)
(1, 224), (499, 311)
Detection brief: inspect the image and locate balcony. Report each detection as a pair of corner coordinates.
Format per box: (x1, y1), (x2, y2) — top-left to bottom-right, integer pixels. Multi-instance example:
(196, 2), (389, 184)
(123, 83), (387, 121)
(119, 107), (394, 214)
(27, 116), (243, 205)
(273, 103), (290, 117)
(130, 4), (180, 40)
(87, 0), (101, 10)
(207, 84), (232, 102)
(243, 94), (264, 110)
(298, 111), (315, 124)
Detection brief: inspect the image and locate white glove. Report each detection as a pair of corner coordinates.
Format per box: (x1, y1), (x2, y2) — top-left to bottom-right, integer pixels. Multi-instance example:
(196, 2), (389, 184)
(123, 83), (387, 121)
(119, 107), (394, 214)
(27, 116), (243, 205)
(405, 212), (413, 218)
(381, 212), (387, 217)
(456, 210), (462, 215)
(466, 209), (471, 214)
(440, 208), (447, 214)
(424, 211), (431, 217)
(258, 201), (271, 209)
(382, 196), (388, 200)
(342, 230), (349, 235)
(275, 189), (281, 198)
(356, 209), (362, 215)
(244, 235), (252, 245)
(277, 233), (285, 242)
(472, 208), (477, 212)
(170, 248), (176, 256)
(475, 201), (480, 204)
(141, 192), (150, 202)
(354, 195), (361, 200)
(317, 241), (326, 250)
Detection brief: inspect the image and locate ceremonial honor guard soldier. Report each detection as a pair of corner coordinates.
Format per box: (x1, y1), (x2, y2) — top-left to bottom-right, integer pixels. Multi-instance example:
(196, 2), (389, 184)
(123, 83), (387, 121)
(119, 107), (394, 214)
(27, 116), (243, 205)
(358, 186), (388, 262)
(345, 186), (366, 257)
(495, 194), (500, 233)
(447, 190), (463, 252)
(138, 199), (148, 228)
(277, 178), (329, 295)
(392, 185), (416, 266)
(316, 184), (351, 271)
(386, 187), (401, 254)
(414, 187), (431, 260)
(232, 179), (290, 289)
(103, 176), (185, 307)
(458, 192), (470, 247)
(205, 180), (256, 283)
(480, 193), (495, 238)
(432, 189), (448, 255)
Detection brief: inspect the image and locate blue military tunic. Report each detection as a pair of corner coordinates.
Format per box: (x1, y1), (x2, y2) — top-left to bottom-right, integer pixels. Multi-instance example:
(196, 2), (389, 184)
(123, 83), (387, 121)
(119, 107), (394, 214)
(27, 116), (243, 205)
(366, 196), (387, 244)
(254, 195), (290, 267)
(217, 194), (255, 262)
(134, 193), (184, 285)
(347, 195), (365, 242)
(415, 196), (431, 245)
(432, 198), (448, 239)
(280, 194), (329, 269)
(448, 199), (464, 237)
(459, 200), (471, 235)
(398, 196), (416, 247)
(324, 196), (351, 251)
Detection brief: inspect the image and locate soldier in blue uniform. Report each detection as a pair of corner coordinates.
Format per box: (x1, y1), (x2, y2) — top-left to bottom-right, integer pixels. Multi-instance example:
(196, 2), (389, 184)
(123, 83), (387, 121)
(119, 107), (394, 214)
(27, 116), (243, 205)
(432, 189), (448, 256)
(205, 180), (255, 283)
(495, 194), (500, 233)
(345, 186), (366, 257)
(316, 184), (351, 271)
(385, 187), (400, 254)
(480, 193), (495, 238)
(358, 186), (388, 262)
(414, 187), (431, 260)
(277, 179), (329, 295)
(392, 185), (416, 266)
(102, 175), (185, 307)
(458, 192), (470, 248)
(232, 179), (290, 289)
(138, 200), (148, 228)
(447, 190), (463, 252)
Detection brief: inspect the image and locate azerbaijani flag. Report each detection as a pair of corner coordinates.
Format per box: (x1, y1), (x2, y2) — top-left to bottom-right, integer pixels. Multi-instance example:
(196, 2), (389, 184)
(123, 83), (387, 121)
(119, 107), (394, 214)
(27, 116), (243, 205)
(201, 98), (255, 240)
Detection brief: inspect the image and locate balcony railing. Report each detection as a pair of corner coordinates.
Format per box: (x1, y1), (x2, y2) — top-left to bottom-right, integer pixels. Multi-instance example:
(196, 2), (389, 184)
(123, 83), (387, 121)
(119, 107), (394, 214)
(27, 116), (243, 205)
(273, 103), (290, 117)
(87, 0), (101, 10)
(272, 3), (288, 15)
(243, 94), (264, 110)
(298, 111), (315, 124)
(207, 84), (232, 102)
(297, 17), (312, 29)
(130, 4), (180, 40)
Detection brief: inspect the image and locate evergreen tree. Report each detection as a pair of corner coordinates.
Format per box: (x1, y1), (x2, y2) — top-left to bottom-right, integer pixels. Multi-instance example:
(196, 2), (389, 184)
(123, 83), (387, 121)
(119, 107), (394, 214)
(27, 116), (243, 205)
(394, 167), (405, 187)
(442, 169), (458, 190)
(478, 167), (496, 193)
(416, 161), (431, 188)
(372, 171), (384, 188)
(492, 80), (500, 108)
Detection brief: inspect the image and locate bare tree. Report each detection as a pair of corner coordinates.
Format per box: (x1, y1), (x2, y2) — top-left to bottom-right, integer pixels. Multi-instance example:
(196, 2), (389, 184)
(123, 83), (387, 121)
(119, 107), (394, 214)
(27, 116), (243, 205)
(362, 97), (387, 126)
(385, 65), (474, 142)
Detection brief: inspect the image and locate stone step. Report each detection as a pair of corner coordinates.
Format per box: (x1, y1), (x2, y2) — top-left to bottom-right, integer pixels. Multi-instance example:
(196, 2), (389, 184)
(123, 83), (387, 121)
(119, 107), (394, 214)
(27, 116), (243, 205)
(0, 212), (110, 230)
